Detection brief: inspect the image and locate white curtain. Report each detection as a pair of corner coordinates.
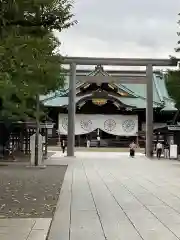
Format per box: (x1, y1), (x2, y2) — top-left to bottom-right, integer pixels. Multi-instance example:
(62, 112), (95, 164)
(59, 114), (138, 136)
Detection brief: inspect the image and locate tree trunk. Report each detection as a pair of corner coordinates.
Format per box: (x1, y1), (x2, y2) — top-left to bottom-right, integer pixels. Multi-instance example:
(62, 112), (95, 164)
(172, 109), (180, 124)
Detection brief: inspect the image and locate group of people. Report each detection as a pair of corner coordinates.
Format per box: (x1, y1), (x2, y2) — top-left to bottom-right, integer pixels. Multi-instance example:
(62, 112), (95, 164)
(129, 140), (170, 159)
(61, 138), (170, 159)
(156, 141), (169, 159)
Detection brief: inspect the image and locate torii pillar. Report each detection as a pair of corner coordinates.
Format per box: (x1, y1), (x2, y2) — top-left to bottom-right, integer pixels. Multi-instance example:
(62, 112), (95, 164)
(67, 63), (76, 156)
(146, 64), (154, 158)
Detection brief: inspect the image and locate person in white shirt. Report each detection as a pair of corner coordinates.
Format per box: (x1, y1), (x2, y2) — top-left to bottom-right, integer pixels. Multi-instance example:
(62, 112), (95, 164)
(97, 136), (100, 148)
(156, 142), (163, 159)
(87, 139), (90, 148)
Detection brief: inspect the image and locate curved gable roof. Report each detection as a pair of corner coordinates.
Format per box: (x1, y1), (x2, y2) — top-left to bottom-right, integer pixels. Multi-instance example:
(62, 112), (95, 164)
(41, 68), (176, 111)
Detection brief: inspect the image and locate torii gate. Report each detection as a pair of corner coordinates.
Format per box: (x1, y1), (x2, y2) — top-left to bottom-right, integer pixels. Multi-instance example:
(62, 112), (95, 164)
(63, 57), (178, 158)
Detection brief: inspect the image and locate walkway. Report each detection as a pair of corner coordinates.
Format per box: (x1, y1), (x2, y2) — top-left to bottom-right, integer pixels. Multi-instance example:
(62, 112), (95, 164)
(0, 218), (51, 240)
(48, 154), (180, 240)
(49, 150), (144, 159)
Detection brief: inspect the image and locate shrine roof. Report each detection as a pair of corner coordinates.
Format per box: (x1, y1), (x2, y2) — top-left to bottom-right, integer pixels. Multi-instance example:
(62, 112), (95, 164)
(41, 67), (176, 111)
(41, 95), (162, 109)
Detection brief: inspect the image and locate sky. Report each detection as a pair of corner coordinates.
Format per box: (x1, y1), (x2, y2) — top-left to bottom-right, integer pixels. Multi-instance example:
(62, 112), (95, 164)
(55, 0), (180, 62)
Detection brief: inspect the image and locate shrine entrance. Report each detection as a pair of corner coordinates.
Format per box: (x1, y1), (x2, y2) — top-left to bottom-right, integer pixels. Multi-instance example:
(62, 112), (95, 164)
(63, 57), (178, 158)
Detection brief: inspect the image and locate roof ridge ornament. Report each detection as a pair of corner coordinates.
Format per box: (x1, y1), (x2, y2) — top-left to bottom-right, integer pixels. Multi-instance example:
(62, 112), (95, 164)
(94, 65), (108, 76)
(95, 64), (104, 71)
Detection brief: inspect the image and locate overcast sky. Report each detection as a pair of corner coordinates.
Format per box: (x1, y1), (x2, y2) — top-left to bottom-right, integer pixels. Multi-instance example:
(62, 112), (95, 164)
(55, 0), (180, 60)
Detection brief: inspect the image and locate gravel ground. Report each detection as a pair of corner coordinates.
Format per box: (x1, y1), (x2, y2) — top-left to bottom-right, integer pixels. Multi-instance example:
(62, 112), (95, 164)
(0, 151), (55, 162)
(0, 165), (67, 218)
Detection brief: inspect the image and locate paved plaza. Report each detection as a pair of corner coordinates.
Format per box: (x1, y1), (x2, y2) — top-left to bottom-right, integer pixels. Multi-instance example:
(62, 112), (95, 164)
(48, 152), (180, 240)
(0, 218), (51, 240)
(49, 150), (144, 159)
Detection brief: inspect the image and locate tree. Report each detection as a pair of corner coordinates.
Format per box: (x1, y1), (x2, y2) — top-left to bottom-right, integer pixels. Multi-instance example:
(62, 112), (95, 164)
(0, 29), (64, 119)
(0, 0), (76, 31)
(0, 0), (76, 119)
(166, 70), (180, 109)
(165, 13), (180, 122)
(0, 0), (76, 159)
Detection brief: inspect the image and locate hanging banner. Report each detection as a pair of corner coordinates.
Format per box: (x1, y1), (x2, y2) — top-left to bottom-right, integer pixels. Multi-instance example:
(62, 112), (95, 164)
(58, 114), (138, 136)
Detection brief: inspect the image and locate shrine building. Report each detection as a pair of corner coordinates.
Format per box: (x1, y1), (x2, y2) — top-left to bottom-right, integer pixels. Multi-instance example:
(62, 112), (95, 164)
(41, 65), (176, 147)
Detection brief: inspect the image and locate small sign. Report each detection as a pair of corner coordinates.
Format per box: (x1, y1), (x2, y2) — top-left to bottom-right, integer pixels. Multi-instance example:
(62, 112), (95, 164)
(168, 125), (180, 131)
(169, 144), (178, 159)
(40, 124), (54, 129)
(27, 123), (54, 129)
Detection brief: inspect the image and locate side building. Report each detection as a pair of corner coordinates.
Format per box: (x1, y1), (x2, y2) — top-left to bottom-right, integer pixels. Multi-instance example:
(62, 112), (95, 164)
(41, 65), (176, 147)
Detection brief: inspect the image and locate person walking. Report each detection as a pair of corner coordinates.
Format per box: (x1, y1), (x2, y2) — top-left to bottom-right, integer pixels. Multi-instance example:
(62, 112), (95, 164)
(164, 141), (169, 159)
(129, 141), (136, 157)
(97, 136), (100, 148)
(86, 139), (90, 148)
(156, 142), (163, 159)
(61, 139), (66, 154)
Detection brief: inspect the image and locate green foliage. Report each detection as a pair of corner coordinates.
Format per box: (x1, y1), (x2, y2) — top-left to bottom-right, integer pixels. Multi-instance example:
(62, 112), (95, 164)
(165, 13), (180, 110)
(0, 0), (76, 31)
(176, 13), (180, 52)
(0, 29), (65, 119)
(0, 0), (76, 120)
(166, 70), (180, 109)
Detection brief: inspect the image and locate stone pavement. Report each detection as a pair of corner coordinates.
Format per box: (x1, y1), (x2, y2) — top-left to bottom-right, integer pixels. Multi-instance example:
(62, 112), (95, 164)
(0, 218), (51, 240)
(49, 150), (144, 159)
(47, 152), (180, 240)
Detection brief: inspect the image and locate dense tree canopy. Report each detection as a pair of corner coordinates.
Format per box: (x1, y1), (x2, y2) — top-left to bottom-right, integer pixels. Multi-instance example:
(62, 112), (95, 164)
(165, 13), (180, 112)
(176, 13), (180, 53)
(0, 0), (76, 31)
(0, 30), (64, 119)
(166, 70), (180, 109)
(0, 0), (76, 120)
